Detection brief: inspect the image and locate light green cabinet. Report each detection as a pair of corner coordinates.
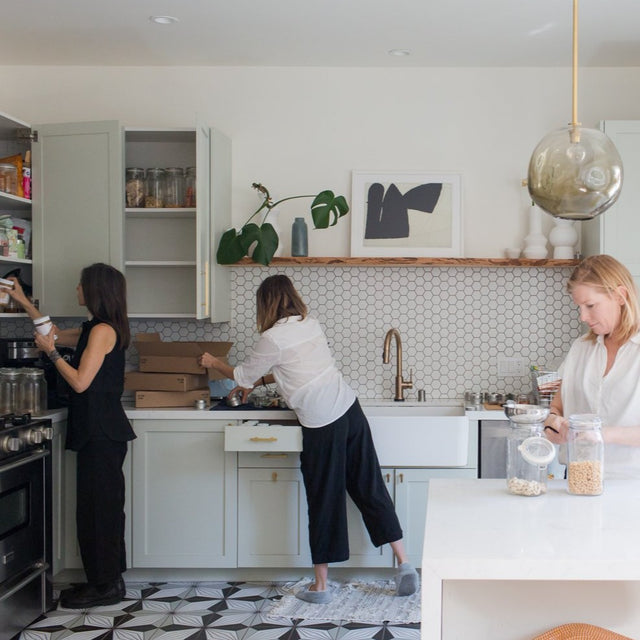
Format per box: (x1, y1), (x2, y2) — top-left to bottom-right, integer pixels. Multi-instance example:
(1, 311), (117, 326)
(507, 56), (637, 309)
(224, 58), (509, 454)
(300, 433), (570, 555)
(130, 419), (237, 567)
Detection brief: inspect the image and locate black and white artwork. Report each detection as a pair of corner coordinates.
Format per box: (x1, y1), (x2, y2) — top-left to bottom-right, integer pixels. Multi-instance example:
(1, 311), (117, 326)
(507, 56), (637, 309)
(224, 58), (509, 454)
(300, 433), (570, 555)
(350, 172), (462, 257)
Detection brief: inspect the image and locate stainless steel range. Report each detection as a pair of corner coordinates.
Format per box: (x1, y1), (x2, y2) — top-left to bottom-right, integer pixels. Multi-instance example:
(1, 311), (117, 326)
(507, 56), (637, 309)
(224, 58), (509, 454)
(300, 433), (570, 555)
(0, 412), (53, 640)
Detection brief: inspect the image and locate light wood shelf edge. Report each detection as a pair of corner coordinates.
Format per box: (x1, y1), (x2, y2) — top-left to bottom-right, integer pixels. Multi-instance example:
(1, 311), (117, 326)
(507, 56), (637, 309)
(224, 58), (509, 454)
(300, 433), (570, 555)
(227, 257), (580, 267)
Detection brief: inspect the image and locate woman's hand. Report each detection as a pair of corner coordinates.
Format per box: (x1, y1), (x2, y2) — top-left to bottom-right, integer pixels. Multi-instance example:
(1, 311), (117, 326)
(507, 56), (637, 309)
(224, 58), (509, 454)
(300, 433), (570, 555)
(229, 385), (254, 404)
(6, 276), (30, 307)
(34, 330), (56, 357)
(544, 413), (569, 444)
(199, 352), (221, 369)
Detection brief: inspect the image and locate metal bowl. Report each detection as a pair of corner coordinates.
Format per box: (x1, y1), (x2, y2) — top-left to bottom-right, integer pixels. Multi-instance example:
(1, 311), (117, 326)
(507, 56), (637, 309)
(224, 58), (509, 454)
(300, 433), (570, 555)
(503, 402), (550, 424)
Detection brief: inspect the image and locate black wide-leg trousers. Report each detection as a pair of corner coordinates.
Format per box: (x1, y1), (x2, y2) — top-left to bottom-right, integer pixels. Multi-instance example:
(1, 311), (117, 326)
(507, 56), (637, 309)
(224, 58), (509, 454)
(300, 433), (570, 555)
(300, 398), (403, 565)
(75, 439), (128, 585)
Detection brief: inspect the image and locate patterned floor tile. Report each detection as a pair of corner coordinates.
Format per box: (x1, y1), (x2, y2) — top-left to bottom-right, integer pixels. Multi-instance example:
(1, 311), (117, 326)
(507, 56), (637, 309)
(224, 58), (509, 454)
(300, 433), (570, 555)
(17, 582), (418, 640)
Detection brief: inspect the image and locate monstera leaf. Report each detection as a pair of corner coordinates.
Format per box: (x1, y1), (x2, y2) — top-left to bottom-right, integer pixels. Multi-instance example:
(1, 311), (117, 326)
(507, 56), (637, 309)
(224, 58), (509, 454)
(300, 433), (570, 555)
(216, 183), (349, 266)
(311, 190), (349, 228)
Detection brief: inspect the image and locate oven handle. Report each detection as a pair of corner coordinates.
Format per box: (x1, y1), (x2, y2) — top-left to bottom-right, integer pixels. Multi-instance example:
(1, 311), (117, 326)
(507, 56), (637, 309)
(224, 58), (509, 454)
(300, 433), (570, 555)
(0, 448), (50, 474)
(0, 561), (48, 603)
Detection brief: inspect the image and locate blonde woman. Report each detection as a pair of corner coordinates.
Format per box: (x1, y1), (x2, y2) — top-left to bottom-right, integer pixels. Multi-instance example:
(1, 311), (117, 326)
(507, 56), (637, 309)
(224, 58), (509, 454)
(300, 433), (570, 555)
(200, 274), (418, 603)
(544, 255), (640, 478)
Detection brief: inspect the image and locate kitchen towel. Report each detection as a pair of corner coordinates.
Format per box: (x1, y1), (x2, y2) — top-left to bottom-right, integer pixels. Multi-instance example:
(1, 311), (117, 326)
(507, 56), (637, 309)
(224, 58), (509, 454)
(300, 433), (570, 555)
(265, 578), (421, 624)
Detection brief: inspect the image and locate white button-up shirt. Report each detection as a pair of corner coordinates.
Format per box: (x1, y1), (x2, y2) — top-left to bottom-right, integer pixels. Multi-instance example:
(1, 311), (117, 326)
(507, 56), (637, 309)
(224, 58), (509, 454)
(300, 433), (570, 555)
(233, 315), (356, 428)
(560, 331), (640, 477)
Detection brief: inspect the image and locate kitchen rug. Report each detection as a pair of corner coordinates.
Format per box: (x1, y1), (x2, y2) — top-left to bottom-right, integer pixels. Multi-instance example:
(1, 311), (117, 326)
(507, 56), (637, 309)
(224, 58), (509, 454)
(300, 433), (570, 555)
(265, 578), (421, 624)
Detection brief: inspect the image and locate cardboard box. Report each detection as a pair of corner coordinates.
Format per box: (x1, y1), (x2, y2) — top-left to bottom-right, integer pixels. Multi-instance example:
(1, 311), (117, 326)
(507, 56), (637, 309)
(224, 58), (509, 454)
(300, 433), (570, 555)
(134, 334), (232, 380)
(135, 389), (210, 408)
(124, 371), (209, 392)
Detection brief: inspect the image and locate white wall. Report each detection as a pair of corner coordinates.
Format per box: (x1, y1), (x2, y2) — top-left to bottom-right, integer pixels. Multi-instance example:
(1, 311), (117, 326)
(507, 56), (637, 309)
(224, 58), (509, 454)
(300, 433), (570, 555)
(1, 65), (639, 257)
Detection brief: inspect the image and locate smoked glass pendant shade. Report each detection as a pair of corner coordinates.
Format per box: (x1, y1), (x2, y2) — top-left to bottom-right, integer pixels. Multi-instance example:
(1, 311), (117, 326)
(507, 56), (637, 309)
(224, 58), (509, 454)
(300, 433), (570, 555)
(528, 124), (623, 220)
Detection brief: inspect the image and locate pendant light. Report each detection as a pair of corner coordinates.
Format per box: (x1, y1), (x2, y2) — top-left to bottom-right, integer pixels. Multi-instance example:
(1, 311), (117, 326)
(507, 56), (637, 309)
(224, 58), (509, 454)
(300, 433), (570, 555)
(527, 0), (623, 220)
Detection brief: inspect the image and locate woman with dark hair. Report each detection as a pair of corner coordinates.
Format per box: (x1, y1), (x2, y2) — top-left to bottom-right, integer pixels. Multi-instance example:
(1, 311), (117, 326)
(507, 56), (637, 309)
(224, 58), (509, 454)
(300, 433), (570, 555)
(4, 263), (135, 608)
(200, 274), (418, 603)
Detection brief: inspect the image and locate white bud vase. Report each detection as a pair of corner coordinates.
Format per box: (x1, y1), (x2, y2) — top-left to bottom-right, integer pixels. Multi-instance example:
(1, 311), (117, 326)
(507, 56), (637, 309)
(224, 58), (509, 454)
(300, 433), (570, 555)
(549, 218), (578, 259)
(523, 205), (548, 259)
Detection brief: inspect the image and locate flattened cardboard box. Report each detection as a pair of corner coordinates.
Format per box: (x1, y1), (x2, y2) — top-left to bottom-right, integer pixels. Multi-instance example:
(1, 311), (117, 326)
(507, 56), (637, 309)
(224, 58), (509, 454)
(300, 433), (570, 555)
(135, 389), (210, 408)
(124, 371), (209, 392)
(135, 334), (232, 380)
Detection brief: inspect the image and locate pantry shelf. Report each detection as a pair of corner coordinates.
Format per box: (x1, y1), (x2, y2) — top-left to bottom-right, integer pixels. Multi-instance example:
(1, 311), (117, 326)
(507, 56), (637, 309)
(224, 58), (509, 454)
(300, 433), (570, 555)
(229, 257), (579, 267)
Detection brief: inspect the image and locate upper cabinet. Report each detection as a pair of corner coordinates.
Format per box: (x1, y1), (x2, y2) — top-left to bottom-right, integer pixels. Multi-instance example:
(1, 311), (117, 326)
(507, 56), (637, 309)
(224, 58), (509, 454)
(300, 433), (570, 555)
(123, 126), (230, 321)
(2, 110), (231, 320)
(583, 121), (640, 289)
(32, 120), (123, 316)
(0, 111), (33, 317)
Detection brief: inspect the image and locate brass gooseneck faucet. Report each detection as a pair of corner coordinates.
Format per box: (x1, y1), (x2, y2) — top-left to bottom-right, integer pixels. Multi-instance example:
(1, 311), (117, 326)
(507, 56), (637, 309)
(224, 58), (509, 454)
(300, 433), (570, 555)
(382, 328), (413, 402)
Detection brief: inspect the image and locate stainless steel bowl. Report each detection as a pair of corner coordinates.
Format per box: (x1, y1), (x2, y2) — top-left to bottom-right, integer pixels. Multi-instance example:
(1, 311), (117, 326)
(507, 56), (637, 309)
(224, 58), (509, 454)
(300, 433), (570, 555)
(226, 393), (242, 407)
(503, 402), (550, 424)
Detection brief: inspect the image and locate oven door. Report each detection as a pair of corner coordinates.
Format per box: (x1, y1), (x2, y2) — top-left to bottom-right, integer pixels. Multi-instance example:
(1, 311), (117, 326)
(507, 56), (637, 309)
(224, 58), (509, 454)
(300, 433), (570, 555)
(0, 450), (48, 585)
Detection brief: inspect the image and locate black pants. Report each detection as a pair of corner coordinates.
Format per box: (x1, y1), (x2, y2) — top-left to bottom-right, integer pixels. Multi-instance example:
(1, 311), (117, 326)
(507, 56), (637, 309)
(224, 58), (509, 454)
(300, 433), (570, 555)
(300, 399), (403, 565)
(76, 439), (128, 585)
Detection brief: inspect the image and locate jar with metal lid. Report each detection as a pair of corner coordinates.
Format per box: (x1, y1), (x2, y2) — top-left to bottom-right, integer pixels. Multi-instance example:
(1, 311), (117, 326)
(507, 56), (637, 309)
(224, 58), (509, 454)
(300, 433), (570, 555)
(145, 168), (166, 208)
(184, 167), (196, 207)
(0, 163), (18, 195)
(567, 414), (604, 496)
(165, 167), (185, 207)
(504, 403), (555, 496)
(125, 168), (146, 208)
(0, 368), (22, 414)
(17, 368), (47, 416)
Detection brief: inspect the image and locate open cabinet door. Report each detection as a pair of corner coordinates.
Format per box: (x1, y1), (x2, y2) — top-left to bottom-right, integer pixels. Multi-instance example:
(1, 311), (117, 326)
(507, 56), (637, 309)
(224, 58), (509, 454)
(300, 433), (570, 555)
(32, 120), (122, 316)
(195, 120), (211, 320)
(209, 127), (231, 323)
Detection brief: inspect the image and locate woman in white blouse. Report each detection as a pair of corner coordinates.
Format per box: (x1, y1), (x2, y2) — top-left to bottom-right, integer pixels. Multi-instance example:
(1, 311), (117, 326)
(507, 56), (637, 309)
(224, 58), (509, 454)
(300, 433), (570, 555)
(199, 274), (418, 603)
(544, 255), (640, 478)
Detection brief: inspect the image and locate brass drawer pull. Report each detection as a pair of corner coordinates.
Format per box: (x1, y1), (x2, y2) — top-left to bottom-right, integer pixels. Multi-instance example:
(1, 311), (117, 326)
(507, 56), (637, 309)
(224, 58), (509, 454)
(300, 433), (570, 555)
(250, 436), (277, 442)
(261, 453), (288, 458)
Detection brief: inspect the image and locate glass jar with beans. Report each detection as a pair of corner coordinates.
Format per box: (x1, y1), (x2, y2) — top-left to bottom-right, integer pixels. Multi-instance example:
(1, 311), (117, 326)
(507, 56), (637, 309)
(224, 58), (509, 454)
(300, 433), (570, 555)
(567, 414), (604, 496)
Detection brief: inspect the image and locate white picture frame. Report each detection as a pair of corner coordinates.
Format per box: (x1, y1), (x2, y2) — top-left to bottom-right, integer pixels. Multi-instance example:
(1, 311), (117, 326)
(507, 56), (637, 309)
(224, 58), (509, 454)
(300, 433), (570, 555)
(350, 171), (463, 257)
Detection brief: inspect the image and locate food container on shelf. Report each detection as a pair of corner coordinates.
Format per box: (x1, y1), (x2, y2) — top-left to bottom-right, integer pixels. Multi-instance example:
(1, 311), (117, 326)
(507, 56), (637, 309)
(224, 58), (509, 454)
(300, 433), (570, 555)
(0, 163), (18, 195)
(125, 168), (146, 208)
(165, 167), (185, 207)
(184, 167), (196, 207)
(145, 168), (166, 208)
(567, 414), (604, 496)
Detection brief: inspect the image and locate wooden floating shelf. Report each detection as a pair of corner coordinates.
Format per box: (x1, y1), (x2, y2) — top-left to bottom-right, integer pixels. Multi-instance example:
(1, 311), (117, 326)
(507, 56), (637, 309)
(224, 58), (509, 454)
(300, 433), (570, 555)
(229, 257), (580, 267)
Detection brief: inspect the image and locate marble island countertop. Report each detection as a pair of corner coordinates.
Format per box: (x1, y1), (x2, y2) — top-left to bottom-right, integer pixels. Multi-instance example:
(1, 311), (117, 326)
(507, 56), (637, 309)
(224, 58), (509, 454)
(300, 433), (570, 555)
(421, 478), (640, 639)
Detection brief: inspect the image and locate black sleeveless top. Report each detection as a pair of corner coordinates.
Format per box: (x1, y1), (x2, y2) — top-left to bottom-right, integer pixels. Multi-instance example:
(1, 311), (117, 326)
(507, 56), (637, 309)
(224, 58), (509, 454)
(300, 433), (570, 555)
(66, 317), (136, 451)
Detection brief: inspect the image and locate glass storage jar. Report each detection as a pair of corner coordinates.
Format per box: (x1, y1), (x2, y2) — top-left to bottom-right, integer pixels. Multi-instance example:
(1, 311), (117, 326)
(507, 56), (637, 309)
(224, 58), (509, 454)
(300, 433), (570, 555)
(145, 168), (166, 208)
(125, 168), (146, 208)
(567, 414), (604, 496)
(184, 166), (196, 207)
(164, 167), (185, 207)
(18, 367), (47, 416)
(0, 367), (22, 414)
(0, 162), (18, 195)
(506, 420), (555, 496)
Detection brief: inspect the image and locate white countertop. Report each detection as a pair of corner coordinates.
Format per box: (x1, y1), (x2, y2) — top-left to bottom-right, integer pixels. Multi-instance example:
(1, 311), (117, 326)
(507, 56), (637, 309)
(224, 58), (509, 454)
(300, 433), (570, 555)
(421, 478), (640, 638)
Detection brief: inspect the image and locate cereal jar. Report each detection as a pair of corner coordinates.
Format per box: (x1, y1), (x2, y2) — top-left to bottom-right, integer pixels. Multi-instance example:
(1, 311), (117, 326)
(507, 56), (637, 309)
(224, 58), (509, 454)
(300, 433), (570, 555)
(567, 414), (604, 496)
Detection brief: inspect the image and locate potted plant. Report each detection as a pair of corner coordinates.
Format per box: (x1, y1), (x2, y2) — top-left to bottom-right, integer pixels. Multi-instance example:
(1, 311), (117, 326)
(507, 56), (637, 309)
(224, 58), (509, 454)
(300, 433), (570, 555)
(216, 182), (349, 265)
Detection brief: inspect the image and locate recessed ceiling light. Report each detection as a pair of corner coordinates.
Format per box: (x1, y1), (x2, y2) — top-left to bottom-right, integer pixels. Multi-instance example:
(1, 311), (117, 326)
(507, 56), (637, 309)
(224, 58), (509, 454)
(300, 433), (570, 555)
(149, 15), (180, 25)
(388, 49), (411, 57)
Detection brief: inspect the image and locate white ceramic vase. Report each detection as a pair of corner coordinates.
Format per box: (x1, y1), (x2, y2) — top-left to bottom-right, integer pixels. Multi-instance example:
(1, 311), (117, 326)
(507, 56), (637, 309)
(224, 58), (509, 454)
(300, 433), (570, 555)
(522, 205), (548, 259)
(549, 218), (578, 259)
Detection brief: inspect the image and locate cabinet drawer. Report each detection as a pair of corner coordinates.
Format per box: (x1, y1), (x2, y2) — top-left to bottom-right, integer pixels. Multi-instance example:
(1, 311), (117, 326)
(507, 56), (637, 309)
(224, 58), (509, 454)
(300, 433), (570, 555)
(238, 451), (301, 468)
(224, 425), (302, 452)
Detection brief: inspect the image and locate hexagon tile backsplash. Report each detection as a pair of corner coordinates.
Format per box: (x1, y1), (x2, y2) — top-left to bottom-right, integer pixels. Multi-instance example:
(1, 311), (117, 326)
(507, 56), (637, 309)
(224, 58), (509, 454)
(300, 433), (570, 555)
(1, 266), (582, 401)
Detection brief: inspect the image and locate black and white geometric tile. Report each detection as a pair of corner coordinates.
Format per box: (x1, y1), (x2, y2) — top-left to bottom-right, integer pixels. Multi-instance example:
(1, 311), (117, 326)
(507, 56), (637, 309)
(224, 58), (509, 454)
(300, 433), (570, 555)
(18, 582), (421, 640)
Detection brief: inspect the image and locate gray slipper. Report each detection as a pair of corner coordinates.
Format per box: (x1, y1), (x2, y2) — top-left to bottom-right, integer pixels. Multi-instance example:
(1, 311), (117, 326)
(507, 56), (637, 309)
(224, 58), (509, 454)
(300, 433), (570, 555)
(395, 562), (419, 596)
(295, 587), (333, 604)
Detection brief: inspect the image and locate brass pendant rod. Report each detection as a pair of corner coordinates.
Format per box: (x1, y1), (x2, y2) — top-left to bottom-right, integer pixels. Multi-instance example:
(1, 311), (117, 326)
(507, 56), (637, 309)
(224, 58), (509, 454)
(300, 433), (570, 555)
(571, 0), (580, 126)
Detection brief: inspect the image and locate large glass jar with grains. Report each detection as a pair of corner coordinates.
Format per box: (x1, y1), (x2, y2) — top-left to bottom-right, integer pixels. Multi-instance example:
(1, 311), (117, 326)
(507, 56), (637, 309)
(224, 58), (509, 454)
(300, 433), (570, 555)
(0, 368), (22, 414)
(567, 414), (604, 495)
(125, 168), (146, 208)
(18, 368), (47, 415)
(184, 166), (196, 207)
(145, 168), (166, 208)
(165, 167), (185, 207)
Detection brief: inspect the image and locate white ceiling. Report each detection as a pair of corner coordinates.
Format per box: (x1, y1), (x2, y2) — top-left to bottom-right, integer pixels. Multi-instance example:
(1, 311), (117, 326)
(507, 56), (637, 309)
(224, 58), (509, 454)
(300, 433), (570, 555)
(1, 0), (640, 68)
